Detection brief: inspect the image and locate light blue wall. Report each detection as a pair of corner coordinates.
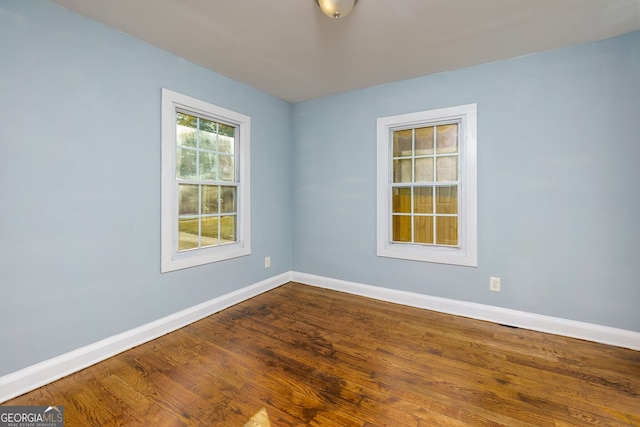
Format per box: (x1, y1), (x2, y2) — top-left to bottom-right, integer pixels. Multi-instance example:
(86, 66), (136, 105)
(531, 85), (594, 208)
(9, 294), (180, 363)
(292, 31), (640, 332)
(1, 0), (639, 379)
(0, 1), (292, 375)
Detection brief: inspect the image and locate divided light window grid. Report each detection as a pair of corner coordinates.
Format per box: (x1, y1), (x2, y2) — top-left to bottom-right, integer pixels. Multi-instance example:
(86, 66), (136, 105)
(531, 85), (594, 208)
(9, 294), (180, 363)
(176, 111), (238, 252)
(161, 88), (250, 273)
(377, 103), (476, 266)
(390, 122), (460, 247)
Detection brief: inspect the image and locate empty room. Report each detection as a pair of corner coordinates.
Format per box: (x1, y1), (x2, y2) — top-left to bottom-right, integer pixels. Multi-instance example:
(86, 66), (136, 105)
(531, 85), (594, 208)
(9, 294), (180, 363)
(1, 0), (639, 425)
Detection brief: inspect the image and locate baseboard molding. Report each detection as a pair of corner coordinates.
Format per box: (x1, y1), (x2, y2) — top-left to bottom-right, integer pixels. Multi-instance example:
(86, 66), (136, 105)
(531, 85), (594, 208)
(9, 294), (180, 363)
(0, 272), (291, 403)
(3, 270), (638, 403)
(290, 271), (640, 351)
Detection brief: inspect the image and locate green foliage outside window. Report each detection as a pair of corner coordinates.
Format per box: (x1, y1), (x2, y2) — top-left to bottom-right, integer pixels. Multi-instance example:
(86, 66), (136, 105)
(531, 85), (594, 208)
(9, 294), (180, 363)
(177, 112), (235, 137)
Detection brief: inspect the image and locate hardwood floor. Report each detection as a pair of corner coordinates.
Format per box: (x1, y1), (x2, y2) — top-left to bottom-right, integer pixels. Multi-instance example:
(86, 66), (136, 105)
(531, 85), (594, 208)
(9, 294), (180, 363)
(6, 282), (640, 426)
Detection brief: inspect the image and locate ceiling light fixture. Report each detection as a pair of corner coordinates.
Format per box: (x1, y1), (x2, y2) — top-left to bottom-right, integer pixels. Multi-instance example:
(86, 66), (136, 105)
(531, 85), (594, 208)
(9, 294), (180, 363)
(315, 0), (359, 19)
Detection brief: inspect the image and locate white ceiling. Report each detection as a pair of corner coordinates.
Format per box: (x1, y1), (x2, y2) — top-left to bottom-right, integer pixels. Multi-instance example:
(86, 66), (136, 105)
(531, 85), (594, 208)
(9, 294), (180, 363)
(51, 0), (640, 103)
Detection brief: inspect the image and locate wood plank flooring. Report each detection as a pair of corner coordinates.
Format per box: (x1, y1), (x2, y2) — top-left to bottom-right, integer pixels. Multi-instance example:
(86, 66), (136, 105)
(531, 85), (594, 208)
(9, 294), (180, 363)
(5, 282), (640, 426)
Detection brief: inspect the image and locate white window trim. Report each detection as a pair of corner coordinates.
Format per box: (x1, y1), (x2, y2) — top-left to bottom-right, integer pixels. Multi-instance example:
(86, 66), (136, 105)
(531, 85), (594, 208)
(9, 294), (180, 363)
(376, 104), (477, 267)
(161, 88), (251, 273)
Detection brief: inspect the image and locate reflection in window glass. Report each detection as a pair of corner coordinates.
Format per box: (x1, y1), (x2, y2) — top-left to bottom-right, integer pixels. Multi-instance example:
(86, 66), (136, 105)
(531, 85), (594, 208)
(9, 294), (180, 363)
(219, 154), (234, 181)
(199, 152), (217, 180)
(392, 187), (411, 213)
(414, 216), (434, 244)
(436, 186), (458, 214)
(436, 124), (458, 154)
(220, 186), (236, 214)
(436, 156), (458, 182)
(391, 122), (460, 247)
(201, 185), (219, 214)
(414, 187), (433, 214)
(392, 215), (411, 242)
(436, 216), (458, 245)
(393, 159), (412, 183)
(175, 111), (238, 252)
(393, 129), (412, 157)
(177, 148), (197, 180)
(179, 184), (199, 215)
(415, 158), (434, 182)
(415, 127), (434, 155)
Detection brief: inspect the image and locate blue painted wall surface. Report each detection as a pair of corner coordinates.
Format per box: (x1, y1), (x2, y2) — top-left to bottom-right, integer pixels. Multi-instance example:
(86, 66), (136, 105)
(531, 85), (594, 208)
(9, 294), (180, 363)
(292, 31), (640, 332)
(1, 0), (639, 379)
(0, 1), (292, 375)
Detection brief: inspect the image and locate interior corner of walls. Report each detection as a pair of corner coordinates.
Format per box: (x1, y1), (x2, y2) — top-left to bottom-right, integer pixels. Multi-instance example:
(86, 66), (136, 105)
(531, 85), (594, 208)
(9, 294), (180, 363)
(3, 270), (637, 404)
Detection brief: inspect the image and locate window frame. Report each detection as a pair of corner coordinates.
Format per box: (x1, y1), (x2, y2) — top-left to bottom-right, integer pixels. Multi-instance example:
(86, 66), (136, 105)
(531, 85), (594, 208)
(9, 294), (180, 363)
(376, 104), (477, 267)
(161, 88), (251, 273)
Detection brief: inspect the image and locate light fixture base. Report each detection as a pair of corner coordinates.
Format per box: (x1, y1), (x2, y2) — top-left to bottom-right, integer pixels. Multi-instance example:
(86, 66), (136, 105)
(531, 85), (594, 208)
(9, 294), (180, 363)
(315, 0), (359, 19)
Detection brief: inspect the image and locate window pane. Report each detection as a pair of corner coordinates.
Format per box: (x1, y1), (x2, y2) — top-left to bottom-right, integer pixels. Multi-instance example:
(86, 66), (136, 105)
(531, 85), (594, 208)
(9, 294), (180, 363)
(414, 187), (433, 214)
(220, 216), (236, 243)
(436, 156), (458, 181)
(201, 185), (219, 214)
(198, 117), (215, 132)
(199, 119), (216, 151)
(220, 186), (236, 213)
(219, 123), (235, 139)
(415, 157), (434, 182)
(436, 186), (458, 214)
(201, 216), (219, 248)
(176, 148), (197, 179)
(376, 104), (477, 266)
(392, 188), (411, 213)
(219, 134), (235, 155)
(393, 159), (412, 183)
(219, 154), (235, 181)
(393, 129), (412, 157)
(173, 113), (240, 252)
(163, 89), (250, 271)
(199, 151), (217, 180)
(436, 124), (458, 154)
(178, 218), (199, 251)
(177, 112), (197, 128)
(415, 127), (434, 155)
(177, 113), (197, 147)
(177, 125), (197, 148)
(179, 184), (199, 215)
(415, 216), (434, 244)
(436, 216), (458, 245)
(392, 215), (411, 242)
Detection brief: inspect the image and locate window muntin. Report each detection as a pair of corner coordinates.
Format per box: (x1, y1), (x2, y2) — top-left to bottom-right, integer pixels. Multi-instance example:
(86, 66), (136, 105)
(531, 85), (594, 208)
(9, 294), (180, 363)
(161, 89), (250, 273)
(391, 123), (460, 247)
(175, 112), (238, 252)
(376, 104), (477, 267)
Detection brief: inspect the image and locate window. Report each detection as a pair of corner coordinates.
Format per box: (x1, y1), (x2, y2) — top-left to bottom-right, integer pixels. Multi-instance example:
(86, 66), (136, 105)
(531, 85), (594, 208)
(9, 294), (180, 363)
(376, 104), (477, 266)
(161, 89), (250, 272)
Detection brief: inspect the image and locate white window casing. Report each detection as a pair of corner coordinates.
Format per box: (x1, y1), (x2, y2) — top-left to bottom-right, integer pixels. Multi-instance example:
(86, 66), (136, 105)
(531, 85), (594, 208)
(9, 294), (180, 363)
(161, 88), (251, 272)
(376, 104), (477, 267)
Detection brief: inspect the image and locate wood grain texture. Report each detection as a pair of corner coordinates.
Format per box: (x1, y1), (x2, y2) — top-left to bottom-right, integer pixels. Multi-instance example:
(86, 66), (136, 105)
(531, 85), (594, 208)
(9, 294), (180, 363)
(6, 282), (640, 426)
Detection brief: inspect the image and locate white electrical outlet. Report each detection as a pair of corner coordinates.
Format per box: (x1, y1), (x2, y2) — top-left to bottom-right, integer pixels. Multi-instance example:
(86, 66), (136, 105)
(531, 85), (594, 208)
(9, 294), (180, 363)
(264, 256), (271, 268)
(490, 276), (501, 292)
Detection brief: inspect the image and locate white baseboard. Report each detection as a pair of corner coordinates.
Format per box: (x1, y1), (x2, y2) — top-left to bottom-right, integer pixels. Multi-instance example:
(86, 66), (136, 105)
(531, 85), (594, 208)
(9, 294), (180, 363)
(0, 272), (291, 403)
(3, 270), (638, 403)
(290, 271), (640, 351)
